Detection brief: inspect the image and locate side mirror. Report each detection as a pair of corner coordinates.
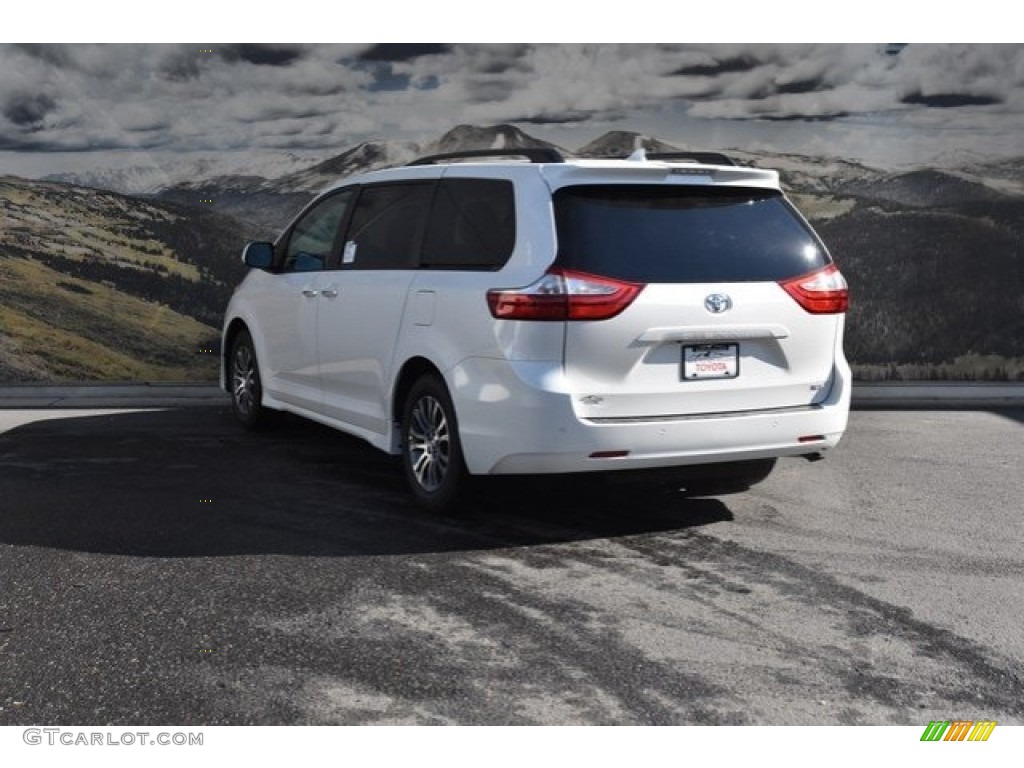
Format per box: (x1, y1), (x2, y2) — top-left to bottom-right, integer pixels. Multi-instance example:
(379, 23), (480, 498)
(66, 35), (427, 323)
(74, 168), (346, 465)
(242, 242), (274, 269)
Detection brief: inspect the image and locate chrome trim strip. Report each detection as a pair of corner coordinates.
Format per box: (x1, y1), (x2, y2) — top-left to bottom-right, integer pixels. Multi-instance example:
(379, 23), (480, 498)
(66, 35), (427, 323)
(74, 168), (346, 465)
(583, 404), (822, 424)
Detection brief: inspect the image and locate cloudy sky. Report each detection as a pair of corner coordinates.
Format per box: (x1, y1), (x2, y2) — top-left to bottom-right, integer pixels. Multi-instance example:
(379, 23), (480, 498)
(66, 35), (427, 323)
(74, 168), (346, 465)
(2, 43), (1022, 176)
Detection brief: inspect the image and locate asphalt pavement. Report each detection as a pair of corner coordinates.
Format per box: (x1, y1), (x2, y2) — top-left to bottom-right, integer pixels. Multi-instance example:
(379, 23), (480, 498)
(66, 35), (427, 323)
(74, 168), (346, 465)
(0, 403), (1022, 724)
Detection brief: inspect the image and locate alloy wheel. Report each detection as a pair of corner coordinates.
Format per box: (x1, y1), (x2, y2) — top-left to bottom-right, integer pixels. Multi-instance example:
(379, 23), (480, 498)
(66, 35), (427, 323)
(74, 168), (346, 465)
(406, 394), (451, 492)
(232, 343), (257, 417)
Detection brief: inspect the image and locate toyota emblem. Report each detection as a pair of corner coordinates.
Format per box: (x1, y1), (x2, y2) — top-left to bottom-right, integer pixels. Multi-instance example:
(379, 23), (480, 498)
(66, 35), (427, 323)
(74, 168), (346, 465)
(704, 293), (733, 314)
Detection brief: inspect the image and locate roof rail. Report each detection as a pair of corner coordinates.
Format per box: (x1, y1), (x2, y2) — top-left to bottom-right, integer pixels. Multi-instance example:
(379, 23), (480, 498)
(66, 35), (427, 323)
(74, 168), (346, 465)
(408, 148), (565, 166)
(646, 151), (736, 167)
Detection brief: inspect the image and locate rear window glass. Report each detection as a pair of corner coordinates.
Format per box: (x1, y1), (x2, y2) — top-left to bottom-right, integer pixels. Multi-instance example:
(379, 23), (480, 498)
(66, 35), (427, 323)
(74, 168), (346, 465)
(553, 185), (829, 283)
(421, 179), (515, 270)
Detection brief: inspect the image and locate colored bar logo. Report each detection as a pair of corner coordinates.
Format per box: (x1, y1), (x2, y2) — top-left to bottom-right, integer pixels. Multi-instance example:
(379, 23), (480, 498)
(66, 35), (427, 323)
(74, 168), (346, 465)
(920, 720), (997, 741)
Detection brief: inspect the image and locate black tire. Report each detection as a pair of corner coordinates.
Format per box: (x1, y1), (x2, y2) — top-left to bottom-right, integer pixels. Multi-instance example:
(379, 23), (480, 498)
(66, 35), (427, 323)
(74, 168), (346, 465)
(228, 329), (268, 430)
(401, 374), (469, 513)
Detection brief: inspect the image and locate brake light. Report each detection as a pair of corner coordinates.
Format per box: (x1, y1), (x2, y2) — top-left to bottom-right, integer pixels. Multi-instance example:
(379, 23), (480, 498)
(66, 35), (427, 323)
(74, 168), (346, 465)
(487, 268), (644, 321)
(780, 264), (849, 314)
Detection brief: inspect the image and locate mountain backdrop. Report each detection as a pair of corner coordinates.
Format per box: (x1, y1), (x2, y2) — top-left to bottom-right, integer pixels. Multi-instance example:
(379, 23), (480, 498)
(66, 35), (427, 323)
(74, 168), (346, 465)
(2, 124), (1022, 382)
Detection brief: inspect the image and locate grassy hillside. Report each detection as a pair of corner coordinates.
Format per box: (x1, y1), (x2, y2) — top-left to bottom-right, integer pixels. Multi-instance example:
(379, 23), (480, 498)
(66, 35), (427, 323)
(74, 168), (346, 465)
(808, 179), (1024, 379)
(0, 176), (249, 382)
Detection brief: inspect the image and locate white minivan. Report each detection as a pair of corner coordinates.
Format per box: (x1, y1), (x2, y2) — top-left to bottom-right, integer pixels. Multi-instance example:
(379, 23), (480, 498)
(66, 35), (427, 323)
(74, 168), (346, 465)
(222, 148), (850, 511)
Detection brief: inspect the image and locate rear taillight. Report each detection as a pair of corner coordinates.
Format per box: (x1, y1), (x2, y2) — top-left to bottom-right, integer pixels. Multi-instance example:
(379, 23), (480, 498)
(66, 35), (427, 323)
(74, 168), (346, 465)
(780, 264), (849, 314)
(487, 268), (644, 321)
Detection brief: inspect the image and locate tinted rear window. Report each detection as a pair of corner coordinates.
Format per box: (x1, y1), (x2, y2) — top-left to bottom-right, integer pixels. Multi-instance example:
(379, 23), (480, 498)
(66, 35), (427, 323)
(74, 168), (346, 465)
(554, 185), (829, 283)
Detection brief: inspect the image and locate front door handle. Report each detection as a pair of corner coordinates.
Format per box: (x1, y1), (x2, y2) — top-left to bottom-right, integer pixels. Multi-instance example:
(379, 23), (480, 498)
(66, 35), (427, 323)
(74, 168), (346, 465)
(301, 288), (318, 298)
(321, 287), (339, 299)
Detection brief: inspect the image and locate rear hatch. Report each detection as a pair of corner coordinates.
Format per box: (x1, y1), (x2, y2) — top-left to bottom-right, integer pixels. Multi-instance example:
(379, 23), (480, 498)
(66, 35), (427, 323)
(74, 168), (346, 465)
(553, 184), (846, 419)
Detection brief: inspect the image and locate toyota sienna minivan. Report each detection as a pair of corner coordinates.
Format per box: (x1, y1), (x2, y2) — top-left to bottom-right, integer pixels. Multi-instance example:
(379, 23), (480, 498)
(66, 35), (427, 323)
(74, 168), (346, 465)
(222, 148), (850, 511)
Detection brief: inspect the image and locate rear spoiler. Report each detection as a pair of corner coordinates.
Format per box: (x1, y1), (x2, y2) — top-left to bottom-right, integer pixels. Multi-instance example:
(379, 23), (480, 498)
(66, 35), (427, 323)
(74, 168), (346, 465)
(542, 162), (780, 190)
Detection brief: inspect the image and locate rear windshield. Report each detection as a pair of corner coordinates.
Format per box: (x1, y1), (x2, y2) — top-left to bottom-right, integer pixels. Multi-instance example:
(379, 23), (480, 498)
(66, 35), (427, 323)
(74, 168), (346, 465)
(553, 185), (829, 283)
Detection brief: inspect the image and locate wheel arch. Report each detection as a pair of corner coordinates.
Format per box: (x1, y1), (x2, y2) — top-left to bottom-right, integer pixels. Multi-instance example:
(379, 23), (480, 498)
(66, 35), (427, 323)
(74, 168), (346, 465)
(390, 356), (446, 450)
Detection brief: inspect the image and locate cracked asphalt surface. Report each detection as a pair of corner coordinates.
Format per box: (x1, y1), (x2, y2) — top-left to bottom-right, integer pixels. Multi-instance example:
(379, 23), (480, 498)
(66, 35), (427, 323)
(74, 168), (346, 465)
(0, 406), (1021, 725)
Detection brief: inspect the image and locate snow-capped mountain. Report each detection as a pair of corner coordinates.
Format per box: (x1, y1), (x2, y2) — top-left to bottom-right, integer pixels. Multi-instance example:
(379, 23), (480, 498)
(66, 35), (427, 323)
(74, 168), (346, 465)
(576, 131), (681, 158)
(425, 124), (565, 156)
(48, 125), (565, 200)
(265, 140), (420, 195)
(264, 124), (566, 195)
(42, 124), (1024, 202)
(152, 125), (569, 228)
(44, 151), (328, 196)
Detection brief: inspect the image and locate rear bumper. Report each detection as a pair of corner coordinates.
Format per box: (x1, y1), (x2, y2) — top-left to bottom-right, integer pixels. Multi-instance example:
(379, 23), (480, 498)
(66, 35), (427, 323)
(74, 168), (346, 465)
(450, 356), (851, 475)
(488, 405), (845, 474)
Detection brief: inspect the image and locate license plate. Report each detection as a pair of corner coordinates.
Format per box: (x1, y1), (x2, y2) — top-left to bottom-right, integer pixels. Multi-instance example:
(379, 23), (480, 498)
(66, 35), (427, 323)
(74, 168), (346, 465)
(683, 343), (739, 380)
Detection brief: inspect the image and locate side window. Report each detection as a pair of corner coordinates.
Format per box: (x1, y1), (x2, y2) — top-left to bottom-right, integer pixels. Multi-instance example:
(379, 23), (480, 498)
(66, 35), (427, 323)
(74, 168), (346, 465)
(282, 190), (353, 272)
(342, 183), (433, 270)
(422, 179), (516, 270)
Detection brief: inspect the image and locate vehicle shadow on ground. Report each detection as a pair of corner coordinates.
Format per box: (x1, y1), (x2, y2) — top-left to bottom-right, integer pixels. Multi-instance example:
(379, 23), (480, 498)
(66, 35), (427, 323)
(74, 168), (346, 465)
(0, 407), (733, 558)
(989, 406), (1024, 426)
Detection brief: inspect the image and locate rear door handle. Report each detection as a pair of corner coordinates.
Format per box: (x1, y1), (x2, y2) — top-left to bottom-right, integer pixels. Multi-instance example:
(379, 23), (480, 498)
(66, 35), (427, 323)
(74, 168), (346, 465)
(321, 287), (339, 299)
(301, 288), (318, 298)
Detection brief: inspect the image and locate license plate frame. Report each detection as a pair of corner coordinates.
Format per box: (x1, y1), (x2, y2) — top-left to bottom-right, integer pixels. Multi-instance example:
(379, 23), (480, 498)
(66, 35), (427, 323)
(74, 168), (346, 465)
(682, 343), (740, 381)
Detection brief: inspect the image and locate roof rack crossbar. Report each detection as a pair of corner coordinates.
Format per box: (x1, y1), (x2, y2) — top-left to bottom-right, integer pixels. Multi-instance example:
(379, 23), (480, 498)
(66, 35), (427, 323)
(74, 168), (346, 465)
(408, 148), (565, 166)
(645, 151), (736, 166)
